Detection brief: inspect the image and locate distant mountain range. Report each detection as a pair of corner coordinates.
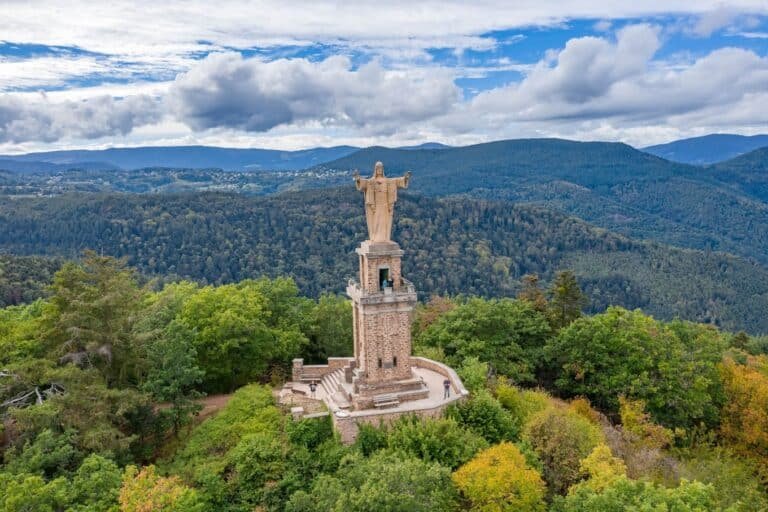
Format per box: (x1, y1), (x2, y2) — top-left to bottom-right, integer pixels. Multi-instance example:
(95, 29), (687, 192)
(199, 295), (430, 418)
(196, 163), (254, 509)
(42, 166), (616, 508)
(1, 134), (765, 172)
(0, 158), (119, 173)
(0, 142), (452, 173)
(643, 133), (768, 165)
(0, 145), (360, 172)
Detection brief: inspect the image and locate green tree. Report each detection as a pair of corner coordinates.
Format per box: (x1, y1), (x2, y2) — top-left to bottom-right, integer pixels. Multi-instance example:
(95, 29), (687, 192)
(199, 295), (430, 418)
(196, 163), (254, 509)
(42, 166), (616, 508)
(457, 357), (489, 393)
(8, 364), (151, 459)
(730, 331), (750, 350)
(546, 307), (725, 429)
(677, 445), (768, 512)
(229, 431), (287, 505)
(166, 384), (283, 510)
(415, 298), (550, 383)
(42, 252), (145, 387)
(177, 280), (307, 391)
(547, 270), (587, 330)
(132, 281), (199, 345)
(286, 416), (335, 451)
(0, 473), (69, 512)
(495, 383), (550, 427)
(448, 390), (519, 444)
(68, 454), (122, 512)
(412, 296), (457, 338)
(3, 428), (81, 479)
(305, 294), (353, 362)
(286, 452), (459, 512)
(385, 415), (488, 470)
(142, 320), (204, 436)
(552, 477), (717, 512)
(0, 300), (46, 365)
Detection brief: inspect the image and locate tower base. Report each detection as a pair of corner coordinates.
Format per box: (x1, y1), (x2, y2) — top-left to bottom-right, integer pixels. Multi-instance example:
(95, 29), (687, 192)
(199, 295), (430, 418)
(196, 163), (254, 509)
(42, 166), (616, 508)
(283, 356), (470, 443)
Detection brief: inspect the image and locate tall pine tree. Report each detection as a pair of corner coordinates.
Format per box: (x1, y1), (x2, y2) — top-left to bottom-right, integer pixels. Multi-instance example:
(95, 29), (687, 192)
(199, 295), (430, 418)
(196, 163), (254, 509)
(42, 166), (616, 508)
(547, 270), (587, 330)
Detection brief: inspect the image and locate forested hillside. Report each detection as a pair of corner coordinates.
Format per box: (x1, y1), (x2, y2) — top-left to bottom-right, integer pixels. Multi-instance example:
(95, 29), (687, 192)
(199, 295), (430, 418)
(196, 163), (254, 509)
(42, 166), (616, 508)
(319, 139), (768, 264)
(710, 147), (768, 202)
(0, 255), (60, 307)
(1, 188), (768, 332)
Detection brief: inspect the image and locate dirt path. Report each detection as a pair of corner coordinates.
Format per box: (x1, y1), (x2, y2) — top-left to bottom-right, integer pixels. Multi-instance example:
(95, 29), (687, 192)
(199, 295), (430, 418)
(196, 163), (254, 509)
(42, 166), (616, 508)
(195, 393), (234, 420)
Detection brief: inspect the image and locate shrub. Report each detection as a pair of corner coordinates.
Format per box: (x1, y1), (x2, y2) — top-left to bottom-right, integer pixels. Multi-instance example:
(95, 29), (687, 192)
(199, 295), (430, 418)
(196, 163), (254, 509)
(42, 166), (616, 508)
(119, 465), (204, 512)
(495, 383), (550, 427)
(453, 442), (547, 512)
(523, 407), (603, 495)
(448, 390), (519, 443)
(386, 415), (488, 469)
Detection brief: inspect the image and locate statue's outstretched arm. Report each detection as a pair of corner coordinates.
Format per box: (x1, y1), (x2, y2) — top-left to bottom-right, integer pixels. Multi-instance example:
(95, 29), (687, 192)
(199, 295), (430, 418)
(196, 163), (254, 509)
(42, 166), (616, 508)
(353, 170), (367, 191)
(400, 171), (412, 188)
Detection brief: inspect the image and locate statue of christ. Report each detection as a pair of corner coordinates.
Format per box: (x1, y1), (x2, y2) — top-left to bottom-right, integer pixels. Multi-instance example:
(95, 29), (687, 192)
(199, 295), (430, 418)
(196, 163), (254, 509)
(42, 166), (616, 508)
(353, 162), (411, 243)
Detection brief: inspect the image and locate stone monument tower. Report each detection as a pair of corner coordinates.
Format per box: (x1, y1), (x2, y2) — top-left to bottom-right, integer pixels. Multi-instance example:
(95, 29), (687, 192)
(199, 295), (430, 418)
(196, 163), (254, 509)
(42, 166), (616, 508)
(347, 162), (417, 396)
(284, 160), (468, 441)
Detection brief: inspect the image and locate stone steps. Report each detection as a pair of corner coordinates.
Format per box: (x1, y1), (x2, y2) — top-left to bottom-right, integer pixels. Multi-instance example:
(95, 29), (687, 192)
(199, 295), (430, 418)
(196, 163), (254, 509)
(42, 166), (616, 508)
(332, 390), (351, 409)
(321, 369), (350, 409)
(320, 374), (335, 398)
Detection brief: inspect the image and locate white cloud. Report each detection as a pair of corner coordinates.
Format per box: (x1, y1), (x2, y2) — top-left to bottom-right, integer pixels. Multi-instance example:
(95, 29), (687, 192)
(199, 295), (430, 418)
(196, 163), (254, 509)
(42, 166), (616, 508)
(691, 6), (741, 37)
(0, 56), (112, 91)
(430, 24), (768, 146)
(521, 24), (661, 104)
(738, 31), (768, 38)
(0, 93), (161, 143)
(593, 20), (613, 32)
(168, 53), (461, 135)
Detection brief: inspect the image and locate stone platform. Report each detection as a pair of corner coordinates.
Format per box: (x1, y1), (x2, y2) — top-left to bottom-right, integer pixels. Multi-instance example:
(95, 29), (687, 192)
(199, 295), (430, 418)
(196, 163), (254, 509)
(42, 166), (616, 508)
(282, 356), (469, 443)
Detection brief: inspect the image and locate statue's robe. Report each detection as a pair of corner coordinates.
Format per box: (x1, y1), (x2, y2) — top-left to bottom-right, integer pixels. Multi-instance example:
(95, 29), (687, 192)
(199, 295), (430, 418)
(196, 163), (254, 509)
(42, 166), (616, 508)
(356, 176), (408, 242)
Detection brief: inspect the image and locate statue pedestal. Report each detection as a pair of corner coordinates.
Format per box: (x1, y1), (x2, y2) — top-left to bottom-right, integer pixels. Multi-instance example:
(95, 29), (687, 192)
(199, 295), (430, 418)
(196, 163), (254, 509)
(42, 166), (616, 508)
(354, 241), (404, 293)
(347, 240), (417, 392)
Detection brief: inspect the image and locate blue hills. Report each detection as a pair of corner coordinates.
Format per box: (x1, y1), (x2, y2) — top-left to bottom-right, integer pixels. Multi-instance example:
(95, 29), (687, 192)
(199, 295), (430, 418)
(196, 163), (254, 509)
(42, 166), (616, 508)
(643, 133), (768, 165)
(0, 142), (452, 172)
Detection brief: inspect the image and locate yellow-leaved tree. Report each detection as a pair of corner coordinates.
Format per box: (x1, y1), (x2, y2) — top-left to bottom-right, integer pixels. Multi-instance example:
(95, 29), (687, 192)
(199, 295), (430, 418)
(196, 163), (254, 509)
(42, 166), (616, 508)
(119, 465), (204, 512)
(452, 442), (546, 512)
(720, 355), (768, 476)
(575, 444), (627, 492)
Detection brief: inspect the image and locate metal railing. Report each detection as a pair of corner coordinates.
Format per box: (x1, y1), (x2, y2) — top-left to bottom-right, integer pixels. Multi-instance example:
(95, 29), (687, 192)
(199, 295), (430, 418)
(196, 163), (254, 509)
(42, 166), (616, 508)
(348, 277), (415, 295)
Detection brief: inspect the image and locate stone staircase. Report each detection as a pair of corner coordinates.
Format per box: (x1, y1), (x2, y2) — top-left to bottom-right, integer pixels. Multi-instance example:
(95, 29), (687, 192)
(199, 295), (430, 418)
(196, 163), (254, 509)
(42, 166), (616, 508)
(320, 368), (350, 410)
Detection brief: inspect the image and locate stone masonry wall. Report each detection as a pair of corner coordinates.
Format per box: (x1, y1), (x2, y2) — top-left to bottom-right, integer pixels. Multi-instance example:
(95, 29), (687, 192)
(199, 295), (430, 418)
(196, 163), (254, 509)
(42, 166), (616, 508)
(361, 308), (412, 381)
(331, 396), (461, 444)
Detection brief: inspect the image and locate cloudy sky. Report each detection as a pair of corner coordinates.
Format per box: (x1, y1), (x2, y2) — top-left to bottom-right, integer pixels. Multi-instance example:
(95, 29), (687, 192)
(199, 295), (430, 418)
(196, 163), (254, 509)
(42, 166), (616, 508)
(1, 1), (767, 153)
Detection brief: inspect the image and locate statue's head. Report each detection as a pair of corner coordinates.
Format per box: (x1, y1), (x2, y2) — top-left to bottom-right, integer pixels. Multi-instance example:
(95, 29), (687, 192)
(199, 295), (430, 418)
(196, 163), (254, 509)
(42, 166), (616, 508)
(373, 161), (384, 177)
